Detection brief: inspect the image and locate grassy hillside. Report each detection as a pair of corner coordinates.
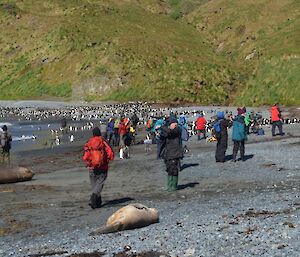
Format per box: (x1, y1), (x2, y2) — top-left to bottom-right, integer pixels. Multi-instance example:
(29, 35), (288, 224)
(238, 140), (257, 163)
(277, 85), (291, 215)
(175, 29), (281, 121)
(0, 0), (299, 105)
(186, 0), (300, 105)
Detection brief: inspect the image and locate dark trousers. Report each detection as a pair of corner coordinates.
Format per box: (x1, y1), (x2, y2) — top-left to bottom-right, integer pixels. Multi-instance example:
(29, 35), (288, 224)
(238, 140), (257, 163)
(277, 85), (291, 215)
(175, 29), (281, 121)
(232, 140), (245, 161)
(215, 136), (227, 162)
(272, 121), (283, 136)
(164, 158), (180, 176)
(246, 125), (250, 134)
(114, 128), (120, 146)
(151, 132), (156, 144)
(197, 130), (206, 140)
(156, 138), (164, 159)
(107, 131), (114, 145)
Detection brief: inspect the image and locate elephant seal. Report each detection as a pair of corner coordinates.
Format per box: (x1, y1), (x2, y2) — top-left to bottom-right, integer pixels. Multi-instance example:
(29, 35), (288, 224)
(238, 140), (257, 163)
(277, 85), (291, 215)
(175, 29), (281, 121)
(0, 165), (34, 184)
(90, 203), (159, 235)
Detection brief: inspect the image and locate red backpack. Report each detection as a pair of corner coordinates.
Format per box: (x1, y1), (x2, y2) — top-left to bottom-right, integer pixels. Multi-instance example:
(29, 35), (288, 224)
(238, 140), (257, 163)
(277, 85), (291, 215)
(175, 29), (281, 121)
(83, 136), (106, 169)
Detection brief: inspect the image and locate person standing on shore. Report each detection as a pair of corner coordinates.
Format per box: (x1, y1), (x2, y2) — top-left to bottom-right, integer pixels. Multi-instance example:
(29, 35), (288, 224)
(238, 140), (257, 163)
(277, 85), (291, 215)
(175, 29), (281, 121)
(160, 116), (183, 192)
(154, 117), (165, 159)
(196, 112), (207, 140)
(214, 112), (232, 163)
(270, 103), (284, 136)
(119, 118), (130, 148)
(113, 115), (121, 146)
(83, 127), (114, 209)
(106, 117), (115, 145)
(232, 108), (247, 162)
(244, 111), (253, 135)
(0, 125), (12, 164)
(100, 121), (107, 140)
(61, 117), (67, 134)
(131, 112), (139, 131)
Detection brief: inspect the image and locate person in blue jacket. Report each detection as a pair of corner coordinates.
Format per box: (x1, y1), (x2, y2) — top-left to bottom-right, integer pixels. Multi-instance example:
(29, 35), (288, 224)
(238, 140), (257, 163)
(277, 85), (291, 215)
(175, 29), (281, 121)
(178, 114), (188, 129)
(232, 107), (247, 162)
(154, 117), (165, 159)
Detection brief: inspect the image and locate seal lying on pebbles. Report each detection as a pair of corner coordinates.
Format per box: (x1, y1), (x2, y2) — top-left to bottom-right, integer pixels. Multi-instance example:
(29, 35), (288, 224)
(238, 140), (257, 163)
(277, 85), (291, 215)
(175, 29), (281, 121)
(0, 165), (34, 184)
(90, 203), (159, 235)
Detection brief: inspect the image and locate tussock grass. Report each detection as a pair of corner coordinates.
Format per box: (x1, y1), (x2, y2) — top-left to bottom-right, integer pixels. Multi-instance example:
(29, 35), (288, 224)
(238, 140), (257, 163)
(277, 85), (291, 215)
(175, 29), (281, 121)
(0, 0), (299, 105)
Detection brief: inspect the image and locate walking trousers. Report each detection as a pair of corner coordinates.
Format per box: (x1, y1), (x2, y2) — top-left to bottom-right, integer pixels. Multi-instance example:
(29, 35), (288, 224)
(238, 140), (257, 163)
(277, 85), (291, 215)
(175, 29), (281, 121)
(215, 137), (227, 162)
(89, 169), (108, 197)
(232, 140), (245, 161)
(272, 121), (283, 136)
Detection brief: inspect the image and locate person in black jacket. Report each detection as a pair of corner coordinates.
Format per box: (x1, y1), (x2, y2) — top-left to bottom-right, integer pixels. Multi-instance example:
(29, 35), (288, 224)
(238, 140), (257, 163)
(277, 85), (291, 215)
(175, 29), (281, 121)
(160, 116), (183, 191)
(130, 112), (139, 130)
(0, 125), (12, 164)
(214, 112), (232, 163)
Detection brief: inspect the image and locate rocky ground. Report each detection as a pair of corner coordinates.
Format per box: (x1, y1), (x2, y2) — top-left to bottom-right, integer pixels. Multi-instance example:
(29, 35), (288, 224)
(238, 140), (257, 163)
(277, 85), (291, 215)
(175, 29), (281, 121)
(0, 115), (300, 257)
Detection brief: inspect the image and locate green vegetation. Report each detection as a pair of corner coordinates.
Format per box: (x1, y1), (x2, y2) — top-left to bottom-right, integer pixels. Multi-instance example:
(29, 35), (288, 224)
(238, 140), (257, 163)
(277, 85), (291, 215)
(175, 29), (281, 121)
(186, 0), (300, 106)
(0, 0), (299, 105)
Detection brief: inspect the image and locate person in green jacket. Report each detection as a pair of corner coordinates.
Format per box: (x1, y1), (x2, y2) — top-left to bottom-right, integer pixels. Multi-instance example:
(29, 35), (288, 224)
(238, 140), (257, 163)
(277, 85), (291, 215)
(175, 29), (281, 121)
(232, 108), (247, 162)
(244, 111), (253, 135)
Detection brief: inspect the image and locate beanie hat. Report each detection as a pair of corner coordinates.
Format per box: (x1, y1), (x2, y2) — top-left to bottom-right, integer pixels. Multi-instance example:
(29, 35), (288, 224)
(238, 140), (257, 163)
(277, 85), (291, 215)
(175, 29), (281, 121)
(92, 127), (101, 136)
(237, 107), (246, 116)
(217, 111), (224, 119)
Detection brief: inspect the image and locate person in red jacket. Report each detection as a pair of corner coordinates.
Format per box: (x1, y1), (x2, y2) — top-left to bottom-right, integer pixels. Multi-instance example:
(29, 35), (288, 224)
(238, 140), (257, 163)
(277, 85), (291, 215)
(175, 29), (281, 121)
(118, 118), (130, 147)
(270, 103), (284, 136)
(196, 113), (207, 140)
(83, 127), (114, 209)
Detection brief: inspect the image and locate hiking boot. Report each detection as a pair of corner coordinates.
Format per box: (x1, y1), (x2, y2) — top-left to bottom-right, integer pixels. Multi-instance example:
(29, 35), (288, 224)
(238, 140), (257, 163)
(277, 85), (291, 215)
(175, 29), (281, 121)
(89, 193), (102, 209)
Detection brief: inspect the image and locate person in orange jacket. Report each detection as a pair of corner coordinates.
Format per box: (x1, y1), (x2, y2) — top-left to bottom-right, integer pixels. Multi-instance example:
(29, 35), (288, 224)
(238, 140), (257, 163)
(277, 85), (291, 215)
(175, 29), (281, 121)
(83, 127), (114, 209)
(196, 113), (207, 140)
(270, 103), (284, 136)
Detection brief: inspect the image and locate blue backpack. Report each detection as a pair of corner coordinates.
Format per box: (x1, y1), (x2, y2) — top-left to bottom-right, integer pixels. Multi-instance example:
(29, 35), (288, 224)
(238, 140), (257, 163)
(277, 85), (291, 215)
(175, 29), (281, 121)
(180, 126), (190, 141)
(257, 128), (265, 136)
(179, 116), (187, 127)
(213, 120), (222, 138)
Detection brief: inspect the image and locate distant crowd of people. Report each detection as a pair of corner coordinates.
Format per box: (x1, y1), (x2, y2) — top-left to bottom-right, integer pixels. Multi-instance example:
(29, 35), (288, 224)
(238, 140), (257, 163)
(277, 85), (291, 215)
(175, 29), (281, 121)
(0, 102), (295, 209)
(82, 103), (290, 208)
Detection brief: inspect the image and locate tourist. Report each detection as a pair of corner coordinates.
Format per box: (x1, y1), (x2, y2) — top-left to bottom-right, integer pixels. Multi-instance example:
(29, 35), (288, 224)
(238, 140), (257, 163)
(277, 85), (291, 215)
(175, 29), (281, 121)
(271, 103), (284, 136)
(0, 125), (12, 164)
(232, 107), (247, 162)
(83, 127), (114, 209)
(160, 117), (183, 192)
(214, 112), (232, 163)
(196, 112), (207, 140)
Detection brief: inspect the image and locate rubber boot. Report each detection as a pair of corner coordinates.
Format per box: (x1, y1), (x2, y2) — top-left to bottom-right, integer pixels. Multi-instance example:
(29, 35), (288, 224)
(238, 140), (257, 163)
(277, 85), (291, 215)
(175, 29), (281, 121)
(173, 176), (178, 191)
(169, 176), (178, 192)
(166, 176), (172, 192)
